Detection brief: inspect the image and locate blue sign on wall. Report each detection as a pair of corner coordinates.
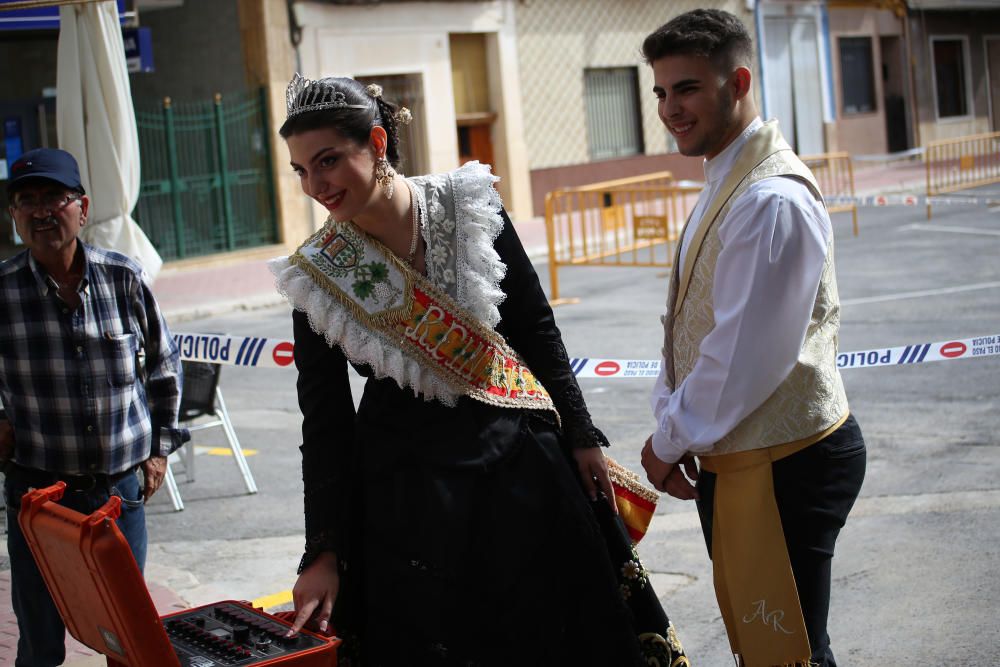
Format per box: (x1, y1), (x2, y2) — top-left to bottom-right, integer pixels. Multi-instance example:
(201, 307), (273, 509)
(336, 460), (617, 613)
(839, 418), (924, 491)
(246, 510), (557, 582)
(3, 116), (23, 164)
(0, 0), (128, 31)
(123, 27), (153, 73)
(4, 116), (24, 244)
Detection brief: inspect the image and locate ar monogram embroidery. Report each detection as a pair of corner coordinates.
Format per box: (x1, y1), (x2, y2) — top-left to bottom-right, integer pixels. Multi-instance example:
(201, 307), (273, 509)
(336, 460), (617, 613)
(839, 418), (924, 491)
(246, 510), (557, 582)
(742, 599), (793, 634)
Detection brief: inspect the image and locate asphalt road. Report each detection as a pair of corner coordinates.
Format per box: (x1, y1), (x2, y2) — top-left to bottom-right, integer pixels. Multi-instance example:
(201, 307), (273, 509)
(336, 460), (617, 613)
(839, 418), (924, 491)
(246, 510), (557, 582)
(144, 190), (999, 665)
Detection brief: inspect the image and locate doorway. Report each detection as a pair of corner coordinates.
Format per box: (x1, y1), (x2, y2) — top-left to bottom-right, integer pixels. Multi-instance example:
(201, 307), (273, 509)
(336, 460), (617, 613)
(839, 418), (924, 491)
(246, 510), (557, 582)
(880, 35), (910, 152)
(988, 37), (1000, 131)
(762, 15), (825, 155)
(450, 33), (496, 169)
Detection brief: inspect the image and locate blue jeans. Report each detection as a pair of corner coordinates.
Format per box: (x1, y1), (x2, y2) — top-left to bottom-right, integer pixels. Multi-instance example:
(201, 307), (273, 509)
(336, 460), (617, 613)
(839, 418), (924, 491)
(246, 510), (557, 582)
(4, 469), (147, 667)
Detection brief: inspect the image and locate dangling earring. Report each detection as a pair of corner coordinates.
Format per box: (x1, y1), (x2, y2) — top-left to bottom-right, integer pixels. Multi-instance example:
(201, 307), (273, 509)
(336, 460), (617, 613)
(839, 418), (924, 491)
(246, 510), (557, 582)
(375, 155), (395, 200)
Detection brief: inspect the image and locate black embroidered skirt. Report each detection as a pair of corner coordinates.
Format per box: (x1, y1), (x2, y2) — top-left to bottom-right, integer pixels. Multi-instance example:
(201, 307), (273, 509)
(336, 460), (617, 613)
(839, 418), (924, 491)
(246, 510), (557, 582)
(332, 380), (686, 666)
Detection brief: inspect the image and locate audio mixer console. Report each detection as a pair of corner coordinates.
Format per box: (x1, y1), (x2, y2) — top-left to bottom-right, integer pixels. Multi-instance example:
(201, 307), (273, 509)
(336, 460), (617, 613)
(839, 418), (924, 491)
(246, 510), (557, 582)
(164, 601), (332, 666)
(18, 483), (340, 666)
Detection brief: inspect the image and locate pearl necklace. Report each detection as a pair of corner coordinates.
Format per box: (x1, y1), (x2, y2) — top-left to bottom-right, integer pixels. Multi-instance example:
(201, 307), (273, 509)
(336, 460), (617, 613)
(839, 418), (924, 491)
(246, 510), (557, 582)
(405, 181), (421, 266)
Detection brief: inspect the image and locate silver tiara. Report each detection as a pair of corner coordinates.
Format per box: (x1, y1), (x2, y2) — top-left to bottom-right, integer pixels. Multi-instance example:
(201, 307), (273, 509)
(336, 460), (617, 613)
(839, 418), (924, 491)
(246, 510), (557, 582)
(285, 73), (368, 120)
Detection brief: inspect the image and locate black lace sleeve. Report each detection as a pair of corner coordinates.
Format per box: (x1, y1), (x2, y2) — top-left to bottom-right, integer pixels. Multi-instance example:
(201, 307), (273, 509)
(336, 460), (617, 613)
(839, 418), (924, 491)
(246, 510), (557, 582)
(493, 209), (610, 449)
(292, 309), (357, 573)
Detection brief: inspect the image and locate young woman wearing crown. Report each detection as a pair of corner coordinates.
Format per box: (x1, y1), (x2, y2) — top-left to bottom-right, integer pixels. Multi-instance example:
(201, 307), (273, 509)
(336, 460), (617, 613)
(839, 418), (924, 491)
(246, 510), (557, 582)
(269, 74), (688, 666)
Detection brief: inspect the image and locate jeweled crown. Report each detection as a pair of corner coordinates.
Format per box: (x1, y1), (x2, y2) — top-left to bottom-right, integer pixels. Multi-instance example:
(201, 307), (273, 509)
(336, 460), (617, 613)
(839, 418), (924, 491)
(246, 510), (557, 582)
(285, 73), (369, 120)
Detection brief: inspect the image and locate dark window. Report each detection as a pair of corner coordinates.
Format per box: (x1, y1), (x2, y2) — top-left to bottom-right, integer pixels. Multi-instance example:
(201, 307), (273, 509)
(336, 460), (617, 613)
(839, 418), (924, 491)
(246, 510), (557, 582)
(933, 39), (969, 118)
(583, 67), (644, 160)
(839, 36), (876, 114)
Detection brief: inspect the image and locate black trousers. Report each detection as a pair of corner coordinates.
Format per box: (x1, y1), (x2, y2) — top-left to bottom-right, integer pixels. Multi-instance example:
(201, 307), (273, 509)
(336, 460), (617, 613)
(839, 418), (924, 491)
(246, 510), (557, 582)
(696, 414), (867, 667)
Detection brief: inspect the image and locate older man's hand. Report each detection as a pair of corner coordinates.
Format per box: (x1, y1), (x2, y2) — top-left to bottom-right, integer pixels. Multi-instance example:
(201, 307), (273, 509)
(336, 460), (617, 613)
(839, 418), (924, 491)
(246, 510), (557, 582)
(140, 455), (168, 502)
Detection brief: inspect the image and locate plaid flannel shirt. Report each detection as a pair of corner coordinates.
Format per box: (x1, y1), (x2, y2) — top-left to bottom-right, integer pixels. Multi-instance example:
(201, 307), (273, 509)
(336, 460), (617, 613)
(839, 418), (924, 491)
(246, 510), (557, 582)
(0, 243), (184, 475)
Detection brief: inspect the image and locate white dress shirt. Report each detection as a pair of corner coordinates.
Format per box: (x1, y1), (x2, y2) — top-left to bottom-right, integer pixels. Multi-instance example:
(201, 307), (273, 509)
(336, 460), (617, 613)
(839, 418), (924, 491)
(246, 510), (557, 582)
(650, 118), (833, 464)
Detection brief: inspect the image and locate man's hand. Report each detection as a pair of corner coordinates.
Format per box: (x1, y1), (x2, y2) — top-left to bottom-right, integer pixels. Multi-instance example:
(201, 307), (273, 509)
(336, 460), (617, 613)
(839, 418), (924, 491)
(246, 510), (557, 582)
(572, 447), (618, 513)
(0, 419), (14, 463)
(140, 455), (168, 502)
(640, 435), (699, 500)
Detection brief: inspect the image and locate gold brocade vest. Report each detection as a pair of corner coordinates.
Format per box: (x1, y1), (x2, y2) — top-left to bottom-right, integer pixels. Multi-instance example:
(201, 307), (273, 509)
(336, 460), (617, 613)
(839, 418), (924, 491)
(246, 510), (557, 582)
(661, 121), (848, 457)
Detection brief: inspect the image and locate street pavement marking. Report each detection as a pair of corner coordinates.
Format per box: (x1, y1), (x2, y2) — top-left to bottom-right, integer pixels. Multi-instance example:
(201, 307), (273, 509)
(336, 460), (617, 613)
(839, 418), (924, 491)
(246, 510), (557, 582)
(252, 589), (293, 610)
(841, 281), (1000, 306)
(646, 488), (1000, 536)
(193, 446), (258, 457)
(902, 223), (1000, 237)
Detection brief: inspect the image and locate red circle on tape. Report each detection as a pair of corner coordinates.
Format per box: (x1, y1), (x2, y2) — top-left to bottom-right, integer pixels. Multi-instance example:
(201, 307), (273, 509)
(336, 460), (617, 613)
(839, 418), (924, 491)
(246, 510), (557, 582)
(939, 341), (966, 358)
(594, 361), (621, 377)
(272, 341), (295, 366)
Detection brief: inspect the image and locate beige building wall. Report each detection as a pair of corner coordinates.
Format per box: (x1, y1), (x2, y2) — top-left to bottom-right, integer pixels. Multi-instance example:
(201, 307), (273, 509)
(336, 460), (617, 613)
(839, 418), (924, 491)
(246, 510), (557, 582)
(514, 0), (751, 171)
(291, 0), (533, 221)
(238, 0), (308, 251)
(828, 8), (905, 155)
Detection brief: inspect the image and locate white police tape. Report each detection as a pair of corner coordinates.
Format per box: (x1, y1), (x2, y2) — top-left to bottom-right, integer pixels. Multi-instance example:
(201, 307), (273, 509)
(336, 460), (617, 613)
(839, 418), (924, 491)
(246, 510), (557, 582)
(173, 333), (296, 369)
(826, 194), (1000, 207)
(173, 332), (1000, 377)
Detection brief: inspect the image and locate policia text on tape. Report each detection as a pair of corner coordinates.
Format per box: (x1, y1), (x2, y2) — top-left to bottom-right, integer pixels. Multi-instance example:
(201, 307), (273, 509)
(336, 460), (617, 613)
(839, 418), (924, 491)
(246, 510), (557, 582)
(172, 332), (1000, 378)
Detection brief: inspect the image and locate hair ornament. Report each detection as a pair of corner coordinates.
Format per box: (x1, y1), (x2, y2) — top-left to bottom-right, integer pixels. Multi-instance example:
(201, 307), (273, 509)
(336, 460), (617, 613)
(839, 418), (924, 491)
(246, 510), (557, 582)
(365, 83), (383, 99)
(394, 107), (413, 126)
(285, 73), (368, 120)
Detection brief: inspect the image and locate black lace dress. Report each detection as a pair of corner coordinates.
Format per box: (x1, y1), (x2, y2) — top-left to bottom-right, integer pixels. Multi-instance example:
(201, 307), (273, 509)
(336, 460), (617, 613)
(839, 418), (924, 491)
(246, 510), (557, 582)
(292, 211), (683, 666)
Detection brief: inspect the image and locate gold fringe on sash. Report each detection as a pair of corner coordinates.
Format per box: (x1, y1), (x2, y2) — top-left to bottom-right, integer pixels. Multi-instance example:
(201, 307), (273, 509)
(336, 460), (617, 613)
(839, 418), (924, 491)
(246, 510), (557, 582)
(699, 415), (847, 667)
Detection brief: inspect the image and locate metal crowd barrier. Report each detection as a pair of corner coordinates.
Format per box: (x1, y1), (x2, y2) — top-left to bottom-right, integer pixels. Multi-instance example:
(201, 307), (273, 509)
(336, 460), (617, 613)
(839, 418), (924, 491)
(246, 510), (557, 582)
(801, 151), (858, 236)
(543, 171), (700, 304)
(925, 131), (1000, 219)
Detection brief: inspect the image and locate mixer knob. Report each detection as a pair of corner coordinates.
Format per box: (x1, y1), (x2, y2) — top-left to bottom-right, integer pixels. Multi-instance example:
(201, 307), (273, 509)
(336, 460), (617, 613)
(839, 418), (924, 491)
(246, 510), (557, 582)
(232, 624), (250, 644)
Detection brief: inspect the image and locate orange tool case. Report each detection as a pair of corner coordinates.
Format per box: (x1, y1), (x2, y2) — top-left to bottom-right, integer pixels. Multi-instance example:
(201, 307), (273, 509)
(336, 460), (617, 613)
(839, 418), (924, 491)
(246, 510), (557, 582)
(17, 482), (341, 666)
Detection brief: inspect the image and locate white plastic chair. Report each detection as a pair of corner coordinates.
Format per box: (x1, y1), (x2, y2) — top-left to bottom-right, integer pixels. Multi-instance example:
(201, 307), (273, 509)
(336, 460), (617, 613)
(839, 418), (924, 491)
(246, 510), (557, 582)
(163, 361), (257, 511)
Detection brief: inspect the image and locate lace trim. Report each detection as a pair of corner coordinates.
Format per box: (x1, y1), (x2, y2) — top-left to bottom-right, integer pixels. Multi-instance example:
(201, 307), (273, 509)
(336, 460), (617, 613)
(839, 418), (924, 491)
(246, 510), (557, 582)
(536, 339), (608, 449)
(411, 160), (507, 328)
(271, 255), (460, 404)
(269, 162), (509, 406)
(298, 532), (339, 574)
(450, 161), (507, 328)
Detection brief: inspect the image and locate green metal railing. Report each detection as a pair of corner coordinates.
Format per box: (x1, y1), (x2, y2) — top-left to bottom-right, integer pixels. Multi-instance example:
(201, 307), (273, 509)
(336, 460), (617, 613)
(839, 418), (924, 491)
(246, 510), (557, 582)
(134, 88), (277, 260)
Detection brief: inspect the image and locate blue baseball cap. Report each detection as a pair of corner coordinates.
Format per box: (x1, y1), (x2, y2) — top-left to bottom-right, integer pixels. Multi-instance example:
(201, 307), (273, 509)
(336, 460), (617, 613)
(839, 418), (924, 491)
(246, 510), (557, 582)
(6, 148), (84, 196)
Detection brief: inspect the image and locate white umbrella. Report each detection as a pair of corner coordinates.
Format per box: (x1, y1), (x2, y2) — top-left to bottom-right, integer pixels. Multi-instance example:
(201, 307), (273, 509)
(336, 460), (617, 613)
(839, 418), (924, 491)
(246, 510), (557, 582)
(56, 0), (163, 280)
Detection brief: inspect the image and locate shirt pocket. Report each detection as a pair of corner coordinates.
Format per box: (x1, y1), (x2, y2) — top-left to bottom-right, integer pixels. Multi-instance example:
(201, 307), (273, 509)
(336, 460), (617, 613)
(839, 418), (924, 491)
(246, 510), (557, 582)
(101, 333), (138, 387)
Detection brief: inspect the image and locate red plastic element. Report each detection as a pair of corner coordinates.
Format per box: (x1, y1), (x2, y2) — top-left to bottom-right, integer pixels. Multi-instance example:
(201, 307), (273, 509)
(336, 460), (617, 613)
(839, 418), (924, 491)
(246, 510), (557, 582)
(18, 483), (339, 666)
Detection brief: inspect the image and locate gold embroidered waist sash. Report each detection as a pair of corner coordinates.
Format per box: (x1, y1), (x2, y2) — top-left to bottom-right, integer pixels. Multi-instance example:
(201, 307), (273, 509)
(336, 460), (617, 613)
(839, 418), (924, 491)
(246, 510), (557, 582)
(699, 414), (848, 666)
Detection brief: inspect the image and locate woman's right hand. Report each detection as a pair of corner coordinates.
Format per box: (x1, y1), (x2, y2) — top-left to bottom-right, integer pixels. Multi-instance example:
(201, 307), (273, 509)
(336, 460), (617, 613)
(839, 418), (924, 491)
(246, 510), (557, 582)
(286, 551), (340, 636)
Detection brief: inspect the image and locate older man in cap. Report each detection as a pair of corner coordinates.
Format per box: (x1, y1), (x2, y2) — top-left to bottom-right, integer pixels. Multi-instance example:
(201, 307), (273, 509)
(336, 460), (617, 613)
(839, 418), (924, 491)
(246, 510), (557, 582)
(0, 148), (186, 666)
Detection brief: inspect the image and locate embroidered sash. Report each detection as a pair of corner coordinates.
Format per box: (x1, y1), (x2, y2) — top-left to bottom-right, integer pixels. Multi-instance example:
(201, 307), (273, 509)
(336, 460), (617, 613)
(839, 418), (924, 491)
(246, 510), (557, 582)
(291, 221), (556, 413)
(699, 415), (848, 667)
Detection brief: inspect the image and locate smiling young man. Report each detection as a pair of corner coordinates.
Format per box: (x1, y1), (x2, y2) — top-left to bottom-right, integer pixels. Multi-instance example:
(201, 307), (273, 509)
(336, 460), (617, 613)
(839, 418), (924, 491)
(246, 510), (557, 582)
(0, 148), (186, 666)
(638, 10), (867, 667)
